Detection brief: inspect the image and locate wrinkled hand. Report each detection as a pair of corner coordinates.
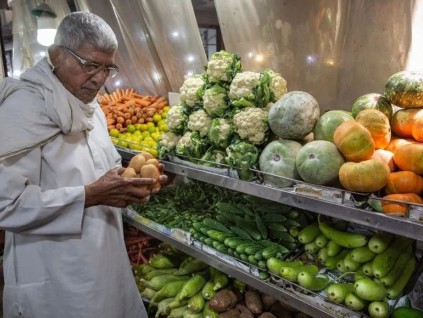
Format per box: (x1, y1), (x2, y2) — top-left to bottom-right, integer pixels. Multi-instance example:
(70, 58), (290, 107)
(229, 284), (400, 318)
(84, 167), (156, 208)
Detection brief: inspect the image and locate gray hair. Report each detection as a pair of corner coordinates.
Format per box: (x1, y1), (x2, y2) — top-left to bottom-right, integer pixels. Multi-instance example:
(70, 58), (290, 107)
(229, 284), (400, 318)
(54, 12), (118, 52)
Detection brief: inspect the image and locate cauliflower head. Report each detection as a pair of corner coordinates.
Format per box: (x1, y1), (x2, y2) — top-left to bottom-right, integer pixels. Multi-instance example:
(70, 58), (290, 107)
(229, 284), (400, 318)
(203, 85), (229, 117)
(158, 132), (181, 157)
(175, 131), (208, 159)
(233, 107), (269, 145)
(267, 70), (288, 101)
(208, 118), (234, 149)
(187, 109), (212, 138)
(166, 104), (190, 135)
(206, 50), (241, 83)
(228, 71), (261, 103)
(179, 74), (206, 107)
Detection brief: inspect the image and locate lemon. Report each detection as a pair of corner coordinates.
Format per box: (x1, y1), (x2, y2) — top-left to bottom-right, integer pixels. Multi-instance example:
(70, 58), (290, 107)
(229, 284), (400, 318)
(132, 130), (142, 136)
(109, 128), (119, 138)
(148, 126), (157, 134)
(117, 140), (128, 148)
(141, 131), (150, 138)
(152, 114), (162, 123)
(148, 148), (159, 158)
(158, 123), (168, 132)
(111, 137), (119, 145)
(151, 132), (161, 142)
(146, 122), (155, 129)
(138, 124), (148, 132)
(126, 124), (136, 133)
(163, 106), (170, 112)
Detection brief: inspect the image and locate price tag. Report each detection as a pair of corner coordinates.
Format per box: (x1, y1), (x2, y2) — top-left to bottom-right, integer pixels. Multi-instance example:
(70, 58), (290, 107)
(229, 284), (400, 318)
(294, 184), (343, 204)
(171, 228), (191, 245)
(409, 205), (423, 222)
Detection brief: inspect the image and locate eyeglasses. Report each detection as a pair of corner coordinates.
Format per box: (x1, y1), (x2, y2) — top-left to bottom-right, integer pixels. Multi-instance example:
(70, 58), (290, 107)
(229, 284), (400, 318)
(61, 46), (119, 78)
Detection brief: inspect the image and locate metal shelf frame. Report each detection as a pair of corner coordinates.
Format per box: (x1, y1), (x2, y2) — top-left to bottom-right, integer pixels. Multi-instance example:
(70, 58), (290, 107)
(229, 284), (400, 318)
(162, 161), (423, 242)
(123, 213), (360, 318)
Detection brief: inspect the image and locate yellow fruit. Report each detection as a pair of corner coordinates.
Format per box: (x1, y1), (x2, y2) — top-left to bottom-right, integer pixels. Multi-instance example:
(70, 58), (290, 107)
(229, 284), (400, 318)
(139, 124), (148, 132)
(117, 140), (128, 148)
(158, 124), (168, 132)
(146, 122), (155, 129)
(151, 132), (162, 142)
(153, 114), (162, 123)
(109, 128), (119, 138)
(163, 106), (170, 112)
(148, 126), (157, 134)
(141, 131), (150, 138)
(126, 124), (136, 133)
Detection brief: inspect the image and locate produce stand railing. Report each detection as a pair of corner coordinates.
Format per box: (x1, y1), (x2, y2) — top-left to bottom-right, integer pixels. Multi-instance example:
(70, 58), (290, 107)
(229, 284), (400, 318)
(122, 210), (365, 318)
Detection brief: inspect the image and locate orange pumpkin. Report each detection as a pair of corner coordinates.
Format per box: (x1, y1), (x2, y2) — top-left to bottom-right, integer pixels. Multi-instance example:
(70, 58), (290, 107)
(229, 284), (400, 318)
(412, 117), (423, 142)
(385, 137), (417, 153)
(333, 121), (375, 162)
(355, 109), (391, 149)
(381, 193), (423, 216)
(390, 108), (423, 138)
(339, 159), (390, 193)
(394, 143), (423, 175)
(371, 149), (396, 172)
(384, 171), (423, 194)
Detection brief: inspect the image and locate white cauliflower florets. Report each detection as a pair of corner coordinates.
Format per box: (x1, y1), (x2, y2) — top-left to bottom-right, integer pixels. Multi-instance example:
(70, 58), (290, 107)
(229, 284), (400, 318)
(187, 109), (212, 137)
(179, 75), (205, 107)
(159, 132), (181, 149)
(166, 104), (189, 135)
(268, 70), (288, 101)
(206, 51), (241, 83)
(203, 85), (228, 117)
(233, 107), (269, 145)
(228, 71), (261, 101)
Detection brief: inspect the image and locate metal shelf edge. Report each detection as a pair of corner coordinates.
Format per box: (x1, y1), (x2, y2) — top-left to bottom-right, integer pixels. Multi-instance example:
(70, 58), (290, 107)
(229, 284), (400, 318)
(123, 213), (362, 318)
(163, 161), (423, 242)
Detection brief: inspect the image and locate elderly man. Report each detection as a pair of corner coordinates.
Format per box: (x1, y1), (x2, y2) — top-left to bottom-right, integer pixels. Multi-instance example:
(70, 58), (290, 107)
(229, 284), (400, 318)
(0, 12), (162, 317)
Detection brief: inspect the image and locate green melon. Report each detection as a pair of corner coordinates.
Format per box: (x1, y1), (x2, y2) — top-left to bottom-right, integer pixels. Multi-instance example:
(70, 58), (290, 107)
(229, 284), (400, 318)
(295, 140), (345, 185)
(268, 91), (320, 141)
(313, 110), (354, 143)
(259, 140), (302, 188)
(385, 70), (423, 108)
(352, 93), (393, 119)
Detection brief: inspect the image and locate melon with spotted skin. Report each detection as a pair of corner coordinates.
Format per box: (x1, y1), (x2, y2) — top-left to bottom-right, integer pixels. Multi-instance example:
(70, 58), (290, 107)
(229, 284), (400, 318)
(352, 93), (393, 119)
(268, 91), (320, 141)
(384, 71), (423, 108)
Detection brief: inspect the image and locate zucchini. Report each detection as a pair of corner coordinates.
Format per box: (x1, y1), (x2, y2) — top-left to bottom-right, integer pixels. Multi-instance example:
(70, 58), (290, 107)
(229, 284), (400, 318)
(280, 264), (319, 283)
(349, 246), (376, 263)
(314, 233), (329, 248)
(267, 257), (303, 275)
(297, 272), (330, 291)
(344, 292), (368, 311)
(324, 249), (350, 270)
(368, 232), (394, 254)
(392, 307), (423, 318)
(379, 245), (413, 287)
(354, 278), (387, 301)
(317, 247), (329, 265)
(368, 300), (389, 318)
(304, 241), (320, 255)
(326, 283), (354, 304)
(327, 240), (342, 257)
(362, 261), (374, 277)
(343, 255), (361, 272)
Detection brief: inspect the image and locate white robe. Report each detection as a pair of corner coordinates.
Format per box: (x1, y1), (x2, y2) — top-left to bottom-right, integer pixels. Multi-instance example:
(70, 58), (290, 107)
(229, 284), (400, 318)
(0, 59), (146, 317)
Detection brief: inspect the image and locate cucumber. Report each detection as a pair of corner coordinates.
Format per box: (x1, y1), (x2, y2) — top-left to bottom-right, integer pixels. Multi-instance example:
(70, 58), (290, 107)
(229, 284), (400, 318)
(363, 261), (374, 277)
(319, 222), (368, 248)
(254, 212), (268, 239)
(297, 272), (330, 291)
(392, 307), (423, 318)
(230, 226), (252, 240)
(267, 223), (288, 233)
(244, 244), (265, 255)
(327, 240), (342, 257)
(262, 214), (288, 223)
(215, 202), (243, 215)
(247, 255), (258, 265)
(326, 283), (354, 304)
(298, 223), (321, 244)
(224, 237), (250, 249)
(206, 230), (234, 243)
(354, 278), (387, 301)
(344, 292), (368, 311)
(266, 257), (303, 275)
(372, 236), (412, 278)
(261, 245), (280, 259)
(236, 242), (255, 254)
(386, 256), (416, 299)
(314, 233), (329, 248)
(257, 260), (267, 269)
(379, 245), (413, 287)
(202, 218), (231, 233)
(368, 232), (394, 254)
(215, 214), (233, 227)
(349, 246), (376, 263)
(280, 264), (319, 283)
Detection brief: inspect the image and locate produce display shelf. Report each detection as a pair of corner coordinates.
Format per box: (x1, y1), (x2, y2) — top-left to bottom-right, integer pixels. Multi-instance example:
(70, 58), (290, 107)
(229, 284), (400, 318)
(161, 160), (423, 242)
(122, 211), (364, 318)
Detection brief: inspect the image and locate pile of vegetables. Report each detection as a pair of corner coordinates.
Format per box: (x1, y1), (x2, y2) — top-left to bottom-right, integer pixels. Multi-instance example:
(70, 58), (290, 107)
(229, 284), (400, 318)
(158, 50), (288, 180)
(133, 244), (312, 318)
(131, 180), (313, 273)
(265, 216), (419, 318)
(98, 88), (170, 157)
(124, 226), (161, 265)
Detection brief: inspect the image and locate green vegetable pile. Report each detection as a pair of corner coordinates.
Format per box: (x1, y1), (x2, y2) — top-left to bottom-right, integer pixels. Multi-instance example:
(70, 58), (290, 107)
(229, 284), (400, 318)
(158, 50), (288, 180)
(131, 180), (314, 273)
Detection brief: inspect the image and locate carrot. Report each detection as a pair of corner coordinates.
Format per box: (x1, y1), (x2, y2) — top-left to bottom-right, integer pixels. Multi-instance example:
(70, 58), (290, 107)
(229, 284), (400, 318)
(106, 117), (115, 125)
(131, 93), (146, 100)
(133, 98), (150, 107)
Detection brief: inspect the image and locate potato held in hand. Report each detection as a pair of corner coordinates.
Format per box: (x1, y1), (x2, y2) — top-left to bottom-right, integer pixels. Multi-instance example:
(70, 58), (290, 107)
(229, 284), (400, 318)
(122, 152), (164, 192)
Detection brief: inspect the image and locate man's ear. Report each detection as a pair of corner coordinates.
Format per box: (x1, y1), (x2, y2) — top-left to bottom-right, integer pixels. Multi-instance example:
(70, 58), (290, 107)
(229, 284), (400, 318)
(48, 45), (61, 64)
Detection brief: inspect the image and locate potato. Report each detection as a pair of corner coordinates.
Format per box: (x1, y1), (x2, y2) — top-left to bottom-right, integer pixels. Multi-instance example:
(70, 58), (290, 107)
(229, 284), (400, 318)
(262, 294), (277, 310)
(209, 289), (238, 312)
(258, 313), (277, 318)
(145, 158), (160, 168)
(235, 304), (254, 318)
(245, 290), (263, 314)
(269, 303), (293, 318)
(121, 167), (137, 178)
(140, 151), (155, 161)
(128, 154), (146, 173)
(218, 308), (241, 318)
(140, 164), (160, 181)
